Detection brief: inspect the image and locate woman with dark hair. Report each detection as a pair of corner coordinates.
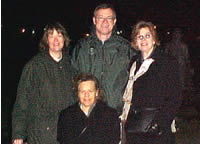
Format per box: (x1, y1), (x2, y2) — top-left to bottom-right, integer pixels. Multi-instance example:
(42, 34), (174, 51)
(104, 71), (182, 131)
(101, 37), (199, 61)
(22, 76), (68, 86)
(39, 22), (70, 51)
(12, 22), (75, 144)
(120, 21), (182, 144)
(57, 73), (120, 144)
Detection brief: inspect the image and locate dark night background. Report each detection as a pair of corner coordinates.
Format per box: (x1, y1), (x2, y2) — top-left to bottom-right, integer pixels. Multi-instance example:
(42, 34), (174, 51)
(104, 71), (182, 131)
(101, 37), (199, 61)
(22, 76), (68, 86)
(2, 0), (200, 143)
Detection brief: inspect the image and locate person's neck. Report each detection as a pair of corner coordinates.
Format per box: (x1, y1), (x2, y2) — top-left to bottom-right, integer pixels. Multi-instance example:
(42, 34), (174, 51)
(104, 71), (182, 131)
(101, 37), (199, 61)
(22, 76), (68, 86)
(96, 32), (111, 43)
(81, 105), (90, 114)
(142, 48), (154, 60)
(49, 51), (62, 61)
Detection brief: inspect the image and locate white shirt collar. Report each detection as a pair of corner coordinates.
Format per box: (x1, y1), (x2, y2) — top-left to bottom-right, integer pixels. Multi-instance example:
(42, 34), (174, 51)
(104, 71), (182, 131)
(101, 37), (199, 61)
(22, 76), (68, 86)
(50, 53), (62, 62)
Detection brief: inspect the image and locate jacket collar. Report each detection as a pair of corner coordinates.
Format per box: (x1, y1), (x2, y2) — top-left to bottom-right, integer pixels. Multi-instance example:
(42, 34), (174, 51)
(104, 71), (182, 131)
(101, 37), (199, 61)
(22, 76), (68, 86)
(90, 24), (118, 43)
(127, 47), (162, 72)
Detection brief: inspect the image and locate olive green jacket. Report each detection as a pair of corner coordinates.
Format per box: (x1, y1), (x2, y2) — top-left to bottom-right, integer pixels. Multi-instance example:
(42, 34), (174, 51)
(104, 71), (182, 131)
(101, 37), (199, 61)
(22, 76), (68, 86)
(72, 29), (136, 110)
(12, 51), (75, 144)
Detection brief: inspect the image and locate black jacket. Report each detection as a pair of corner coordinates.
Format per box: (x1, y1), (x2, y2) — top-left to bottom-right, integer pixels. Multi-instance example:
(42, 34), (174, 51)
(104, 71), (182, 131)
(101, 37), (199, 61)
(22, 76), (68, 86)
(57, 101), (120, 144)
(126, 48), (182, 144)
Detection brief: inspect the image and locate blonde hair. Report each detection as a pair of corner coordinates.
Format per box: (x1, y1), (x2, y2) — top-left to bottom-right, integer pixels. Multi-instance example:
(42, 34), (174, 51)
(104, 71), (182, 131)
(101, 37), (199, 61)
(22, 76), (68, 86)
(131, 21), (160, 50)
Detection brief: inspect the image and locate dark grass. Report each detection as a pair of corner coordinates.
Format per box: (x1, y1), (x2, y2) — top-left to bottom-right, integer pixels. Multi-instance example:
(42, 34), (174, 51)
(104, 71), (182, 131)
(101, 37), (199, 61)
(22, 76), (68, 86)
(175, 106), (200, 144)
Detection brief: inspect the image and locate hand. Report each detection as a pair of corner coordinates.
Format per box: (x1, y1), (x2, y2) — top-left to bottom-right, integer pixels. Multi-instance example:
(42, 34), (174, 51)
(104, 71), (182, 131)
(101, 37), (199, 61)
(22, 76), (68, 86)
(12, 139), (23, 144)
(148, 123), (162, 135)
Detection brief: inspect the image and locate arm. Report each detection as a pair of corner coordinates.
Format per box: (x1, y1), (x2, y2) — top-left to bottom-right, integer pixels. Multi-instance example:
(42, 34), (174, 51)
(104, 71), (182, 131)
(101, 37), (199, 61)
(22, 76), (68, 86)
(109, 111), (120, 144)
(57, 110), (73, 144)
(71, 42), (81, 72)
(71, 39), (91, 74)
(153, 57), (182, 133)
(12, 62), (36, 140)
(104, 109), (120, 144)
(57, 111), (65, 144)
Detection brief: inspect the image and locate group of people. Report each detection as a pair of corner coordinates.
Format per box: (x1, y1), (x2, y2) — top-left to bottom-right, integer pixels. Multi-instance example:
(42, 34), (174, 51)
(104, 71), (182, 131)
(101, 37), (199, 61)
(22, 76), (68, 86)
(12, 3), (183, 144)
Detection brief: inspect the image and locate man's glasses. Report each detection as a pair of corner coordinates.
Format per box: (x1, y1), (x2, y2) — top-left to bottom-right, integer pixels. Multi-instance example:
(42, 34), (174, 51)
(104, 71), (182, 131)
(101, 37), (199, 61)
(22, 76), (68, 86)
(95, 16), (115, 22)
(137, 33), (151, 40)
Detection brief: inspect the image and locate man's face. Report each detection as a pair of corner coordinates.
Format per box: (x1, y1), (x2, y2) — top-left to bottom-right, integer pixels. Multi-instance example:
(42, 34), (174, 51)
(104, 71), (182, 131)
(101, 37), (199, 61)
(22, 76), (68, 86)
(93, 8), (116, 37)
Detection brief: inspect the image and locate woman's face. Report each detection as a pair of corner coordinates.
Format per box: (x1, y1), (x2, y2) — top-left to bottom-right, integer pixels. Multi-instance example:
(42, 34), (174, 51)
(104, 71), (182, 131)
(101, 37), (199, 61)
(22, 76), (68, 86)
(78, 80), (98, 110)
(136, 27), (155, 56)
(47, 29), (64, 54)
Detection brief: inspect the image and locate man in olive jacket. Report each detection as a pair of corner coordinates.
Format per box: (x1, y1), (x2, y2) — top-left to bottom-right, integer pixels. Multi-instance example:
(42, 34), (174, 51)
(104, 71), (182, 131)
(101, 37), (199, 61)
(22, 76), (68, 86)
(72, 3), (136, 110)
(12, 22), (75, 144)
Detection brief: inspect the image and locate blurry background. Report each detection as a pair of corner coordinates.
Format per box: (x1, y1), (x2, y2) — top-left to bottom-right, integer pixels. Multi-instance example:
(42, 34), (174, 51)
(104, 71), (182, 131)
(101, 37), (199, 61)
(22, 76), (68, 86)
(2, 0), (200, 143)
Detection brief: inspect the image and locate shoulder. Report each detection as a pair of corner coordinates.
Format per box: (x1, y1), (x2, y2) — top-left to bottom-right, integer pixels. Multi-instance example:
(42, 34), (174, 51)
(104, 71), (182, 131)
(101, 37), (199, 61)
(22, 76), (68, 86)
(72, 36), (93, 55)
(153, 48), (179, 72)
(76, 35), (94, 46)
(22, 52), (44, 70)
(96, 101), (118, 115)
(128, 53), (139, 70)
(60, 103), (79, 115)
(112, 35), (131, 46)
(153, 47), (176, 61)
(160, 50), (178, 65)
(28, 52), (47, 63)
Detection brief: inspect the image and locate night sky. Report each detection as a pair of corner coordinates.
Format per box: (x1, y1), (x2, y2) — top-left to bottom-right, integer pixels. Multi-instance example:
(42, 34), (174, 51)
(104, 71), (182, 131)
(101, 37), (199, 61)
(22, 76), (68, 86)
(2, 0), (200, 39)
(2, 0), (200, 142)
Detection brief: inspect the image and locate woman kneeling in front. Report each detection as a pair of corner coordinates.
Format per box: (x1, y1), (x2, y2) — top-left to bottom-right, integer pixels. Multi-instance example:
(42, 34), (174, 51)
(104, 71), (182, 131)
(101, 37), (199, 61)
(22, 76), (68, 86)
(57, 73), (120, 144)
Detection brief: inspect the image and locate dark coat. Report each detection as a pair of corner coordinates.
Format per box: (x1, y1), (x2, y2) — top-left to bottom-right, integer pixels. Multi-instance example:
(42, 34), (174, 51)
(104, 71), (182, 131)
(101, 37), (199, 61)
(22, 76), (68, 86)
(71, 27), (136, 110)
(12, 51), (75, 144)
(126, 48), (182, 144)
(57, 101), (120, 144)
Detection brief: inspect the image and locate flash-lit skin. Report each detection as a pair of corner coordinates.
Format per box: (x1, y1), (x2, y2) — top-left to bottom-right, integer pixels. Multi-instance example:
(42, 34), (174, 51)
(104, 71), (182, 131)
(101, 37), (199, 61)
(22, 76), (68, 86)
(136, 27), (155, 59)
(93, 8), (116, 42)
(12, 139), (23, 144)
(78, 81), (99, 113)
(47, 29), (64, 59)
